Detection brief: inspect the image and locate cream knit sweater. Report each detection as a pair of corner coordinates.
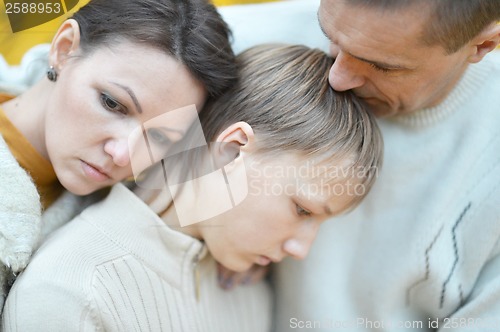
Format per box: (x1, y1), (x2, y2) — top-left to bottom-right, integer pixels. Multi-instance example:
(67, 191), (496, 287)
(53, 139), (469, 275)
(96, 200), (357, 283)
(2, 183), (272, 332)
(274, 53), (500, 331)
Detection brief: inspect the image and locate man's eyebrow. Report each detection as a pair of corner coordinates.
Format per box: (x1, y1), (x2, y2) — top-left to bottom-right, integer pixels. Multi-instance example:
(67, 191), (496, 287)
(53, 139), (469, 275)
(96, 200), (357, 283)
(110, 82), (143, 114)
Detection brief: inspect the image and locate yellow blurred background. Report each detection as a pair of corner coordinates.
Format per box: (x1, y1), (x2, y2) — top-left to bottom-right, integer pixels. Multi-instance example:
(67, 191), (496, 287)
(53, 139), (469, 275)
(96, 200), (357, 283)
(1, 0), (498, 66)
(0, 0), (279, 65)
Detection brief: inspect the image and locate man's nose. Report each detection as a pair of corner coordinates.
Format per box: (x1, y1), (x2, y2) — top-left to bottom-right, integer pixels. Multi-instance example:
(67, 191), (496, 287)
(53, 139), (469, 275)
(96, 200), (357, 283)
(329, 51), (366, 91)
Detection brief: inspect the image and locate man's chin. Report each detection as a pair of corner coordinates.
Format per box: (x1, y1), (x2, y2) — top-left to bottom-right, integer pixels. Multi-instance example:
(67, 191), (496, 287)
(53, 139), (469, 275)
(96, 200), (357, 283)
(364, 99), (399, 117)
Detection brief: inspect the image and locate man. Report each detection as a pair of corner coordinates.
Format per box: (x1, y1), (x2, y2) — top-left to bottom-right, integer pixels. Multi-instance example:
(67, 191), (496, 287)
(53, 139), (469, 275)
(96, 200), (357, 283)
(274, 1), (500, 331)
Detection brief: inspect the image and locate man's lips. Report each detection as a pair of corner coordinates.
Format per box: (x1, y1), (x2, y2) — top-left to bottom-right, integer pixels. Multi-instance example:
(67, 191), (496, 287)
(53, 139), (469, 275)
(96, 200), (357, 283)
(81, 160), (111, 182)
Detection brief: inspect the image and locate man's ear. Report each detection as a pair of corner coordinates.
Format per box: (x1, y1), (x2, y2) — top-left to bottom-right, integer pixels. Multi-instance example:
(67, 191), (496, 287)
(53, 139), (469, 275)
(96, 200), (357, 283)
(49, 19), (81, 71)
(467, 22), (500, 63)
(212, 122), (255, 169)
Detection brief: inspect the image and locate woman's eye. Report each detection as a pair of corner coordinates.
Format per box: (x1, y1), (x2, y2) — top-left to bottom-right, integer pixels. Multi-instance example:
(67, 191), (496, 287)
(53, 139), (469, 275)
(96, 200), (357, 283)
(296, 204), (312, 217)
(147, 128), (171, 145)
(100, 93), (127, 115)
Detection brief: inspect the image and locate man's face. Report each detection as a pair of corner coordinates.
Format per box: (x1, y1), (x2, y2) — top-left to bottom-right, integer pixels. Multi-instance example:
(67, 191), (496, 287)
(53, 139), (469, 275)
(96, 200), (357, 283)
(319, 0), (472, 116)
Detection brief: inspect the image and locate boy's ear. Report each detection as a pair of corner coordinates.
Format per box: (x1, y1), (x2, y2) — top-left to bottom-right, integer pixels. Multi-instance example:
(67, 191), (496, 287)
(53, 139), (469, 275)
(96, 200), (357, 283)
(212, 122), (255, 169)
(467, 22), (500, 63)
(49, 19), (81, 71)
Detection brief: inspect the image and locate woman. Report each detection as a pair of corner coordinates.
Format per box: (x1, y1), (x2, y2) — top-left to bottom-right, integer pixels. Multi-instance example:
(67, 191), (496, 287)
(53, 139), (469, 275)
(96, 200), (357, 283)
(0, 0), (236, 311)
(2, 44), (383, 331)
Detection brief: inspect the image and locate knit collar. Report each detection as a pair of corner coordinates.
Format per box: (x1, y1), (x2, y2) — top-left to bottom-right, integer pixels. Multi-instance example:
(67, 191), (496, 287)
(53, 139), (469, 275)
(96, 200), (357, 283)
(81, 183), (208, 288)
(389, 58), (491, 128)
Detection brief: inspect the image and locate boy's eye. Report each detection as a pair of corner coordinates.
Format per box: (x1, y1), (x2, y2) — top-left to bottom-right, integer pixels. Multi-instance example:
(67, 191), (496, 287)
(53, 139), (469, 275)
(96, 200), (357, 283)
(296, 204), (312, 217)
(100, 93), (127, 115)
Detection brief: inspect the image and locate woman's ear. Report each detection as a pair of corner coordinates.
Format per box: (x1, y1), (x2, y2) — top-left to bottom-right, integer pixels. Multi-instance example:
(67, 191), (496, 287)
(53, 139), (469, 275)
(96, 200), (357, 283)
(49, 19), (81, 71)
(212, 122), (255, 169)
(467, 22), (500, 63)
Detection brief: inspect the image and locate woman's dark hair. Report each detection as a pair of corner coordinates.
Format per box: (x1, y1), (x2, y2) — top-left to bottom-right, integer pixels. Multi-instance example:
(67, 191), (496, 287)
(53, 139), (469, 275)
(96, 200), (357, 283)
(71, 0), (236, 97)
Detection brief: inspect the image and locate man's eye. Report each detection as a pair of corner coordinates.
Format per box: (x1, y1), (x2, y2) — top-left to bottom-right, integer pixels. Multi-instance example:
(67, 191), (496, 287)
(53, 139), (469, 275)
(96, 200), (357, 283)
(100, 93), (127, 114)
(296, 204), (312, 217)
(369, 63), (390, 73)
(147, 128), (171, 145)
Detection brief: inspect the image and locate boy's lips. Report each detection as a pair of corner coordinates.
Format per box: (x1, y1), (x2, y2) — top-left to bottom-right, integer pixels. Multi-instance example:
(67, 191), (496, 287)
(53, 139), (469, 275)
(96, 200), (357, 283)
(256, 255), (282, 266)
(256, 256), (272, 266)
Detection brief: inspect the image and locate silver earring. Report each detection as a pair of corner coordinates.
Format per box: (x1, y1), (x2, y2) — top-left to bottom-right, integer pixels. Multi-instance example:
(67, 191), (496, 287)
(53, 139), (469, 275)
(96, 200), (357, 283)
(47, 66), (58, 82)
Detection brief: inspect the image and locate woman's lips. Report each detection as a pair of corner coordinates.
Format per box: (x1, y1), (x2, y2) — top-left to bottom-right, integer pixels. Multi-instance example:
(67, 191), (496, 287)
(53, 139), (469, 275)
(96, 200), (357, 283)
(81, 160), (111, 182)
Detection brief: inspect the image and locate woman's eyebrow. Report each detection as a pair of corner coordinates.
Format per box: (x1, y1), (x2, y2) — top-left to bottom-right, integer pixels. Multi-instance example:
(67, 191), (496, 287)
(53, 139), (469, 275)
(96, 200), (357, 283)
(110, 81), (143, 114)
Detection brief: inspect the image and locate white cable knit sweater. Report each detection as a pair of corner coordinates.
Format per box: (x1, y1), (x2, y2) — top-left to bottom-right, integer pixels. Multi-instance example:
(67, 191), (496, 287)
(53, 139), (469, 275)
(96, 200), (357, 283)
(274, 52), (500, 331)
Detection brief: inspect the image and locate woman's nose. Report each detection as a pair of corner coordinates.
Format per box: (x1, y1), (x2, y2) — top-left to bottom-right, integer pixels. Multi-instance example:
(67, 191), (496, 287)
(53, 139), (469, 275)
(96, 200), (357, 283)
(104, 137), (131, 167)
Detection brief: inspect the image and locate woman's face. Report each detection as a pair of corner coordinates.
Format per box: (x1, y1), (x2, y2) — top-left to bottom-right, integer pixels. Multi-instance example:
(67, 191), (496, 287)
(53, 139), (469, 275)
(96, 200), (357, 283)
(44, 42), (206, 195)
(198, 153), (357, 272)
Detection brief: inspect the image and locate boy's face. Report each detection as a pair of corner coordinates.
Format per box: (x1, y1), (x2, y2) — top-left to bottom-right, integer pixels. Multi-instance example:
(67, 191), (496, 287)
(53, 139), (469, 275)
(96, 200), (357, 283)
(319, 0), (472, 117)
(199, 153), (358, 272)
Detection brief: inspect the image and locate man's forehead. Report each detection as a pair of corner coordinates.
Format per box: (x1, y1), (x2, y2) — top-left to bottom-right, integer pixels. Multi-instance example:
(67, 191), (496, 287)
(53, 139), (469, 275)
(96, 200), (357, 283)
(318, 0), (427, 69)
(318, 0), (430, 54)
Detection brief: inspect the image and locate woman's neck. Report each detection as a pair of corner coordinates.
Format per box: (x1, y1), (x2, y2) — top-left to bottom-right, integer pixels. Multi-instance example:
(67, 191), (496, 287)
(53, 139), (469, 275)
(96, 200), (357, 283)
(2, 80), (51, 160)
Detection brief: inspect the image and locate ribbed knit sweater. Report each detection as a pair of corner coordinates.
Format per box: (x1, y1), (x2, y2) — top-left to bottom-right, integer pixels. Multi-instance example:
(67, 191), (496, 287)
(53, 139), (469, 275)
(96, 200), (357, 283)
(2, 183), (272, 332)
(274, 53), (500, 331)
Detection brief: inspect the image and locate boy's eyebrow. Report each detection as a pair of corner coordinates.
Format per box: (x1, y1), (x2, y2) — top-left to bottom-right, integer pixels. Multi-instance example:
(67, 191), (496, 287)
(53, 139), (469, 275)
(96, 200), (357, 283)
(110, 82), (143, 114)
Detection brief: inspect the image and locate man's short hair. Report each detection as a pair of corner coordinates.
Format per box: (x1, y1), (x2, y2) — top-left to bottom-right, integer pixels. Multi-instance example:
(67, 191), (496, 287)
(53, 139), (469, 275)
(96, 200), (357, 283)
(348, 0), (500, 54)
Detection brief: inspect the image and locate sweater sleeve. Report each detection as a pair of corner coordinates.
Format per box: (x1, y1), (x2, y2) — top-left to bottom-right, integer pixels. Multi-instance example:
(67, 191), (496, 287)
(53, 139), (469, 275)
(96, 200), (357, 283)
(1, 272), (101, 332)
